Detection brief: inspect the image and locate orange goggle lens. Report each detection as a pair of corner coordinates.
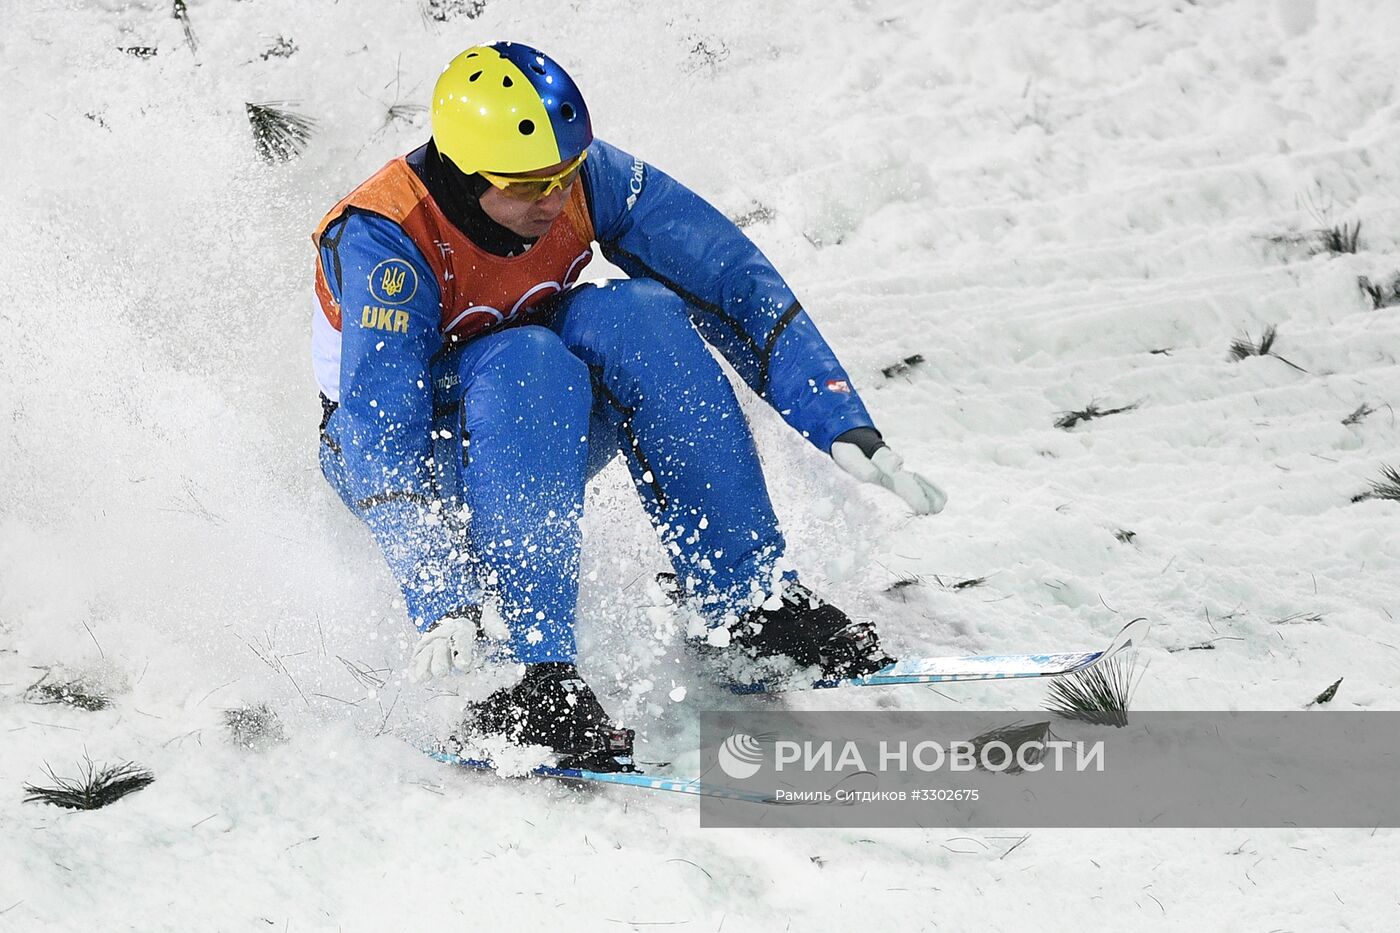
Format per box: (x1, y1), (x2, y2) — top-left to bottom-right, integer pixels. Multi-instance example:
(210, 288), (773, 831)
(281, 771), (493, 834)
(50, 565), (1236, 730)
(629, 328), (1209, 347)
(479, 152), (588, 201)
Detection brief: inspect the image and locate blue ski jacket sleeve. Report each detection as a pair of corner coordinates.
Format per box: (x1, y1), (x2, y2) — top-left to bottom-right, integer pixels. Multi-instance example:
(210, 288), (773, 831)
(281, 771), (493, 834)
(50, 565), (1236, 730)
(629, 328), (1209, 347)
(581, 138), (876, 453)
(318, 211), (475, 627)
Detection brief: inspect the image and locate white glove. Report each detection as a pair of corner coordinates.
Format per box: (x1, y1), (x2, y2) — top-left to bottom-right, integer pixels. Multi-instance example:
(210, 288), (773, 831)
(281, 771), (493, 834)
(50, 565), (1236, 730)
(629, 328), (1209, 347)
(831, 429), (947, 515)
(410, 615), (481, 683)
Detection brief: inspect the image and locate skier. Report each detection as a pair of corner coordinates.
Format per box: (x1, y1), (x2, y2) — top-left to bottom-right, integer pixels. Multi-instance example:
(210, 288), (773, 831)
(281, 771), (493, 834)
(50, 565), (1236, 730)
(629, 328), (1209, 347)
(311, 42), (946, 769)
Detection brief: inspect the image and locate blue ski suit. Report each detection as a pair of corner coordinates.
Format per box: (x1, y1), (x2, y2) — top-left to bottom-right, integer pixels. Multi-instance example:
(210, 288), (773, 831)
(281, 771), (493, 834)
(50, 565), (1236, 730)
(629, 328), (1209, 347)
(312, 139), (876, 663)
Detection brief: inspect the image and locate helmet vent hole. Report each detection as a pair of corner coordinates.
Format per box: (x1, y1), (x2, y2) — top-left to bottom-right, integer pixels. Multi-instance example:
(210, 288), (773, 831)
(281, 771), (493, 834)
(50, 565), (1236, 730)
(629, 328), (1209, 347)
(502, 75), (513, 88)
(469, 70), (482, 82)
(518, 119), (535, 136)
(560, 103), (575, 121)
(530, 61), (546, 75)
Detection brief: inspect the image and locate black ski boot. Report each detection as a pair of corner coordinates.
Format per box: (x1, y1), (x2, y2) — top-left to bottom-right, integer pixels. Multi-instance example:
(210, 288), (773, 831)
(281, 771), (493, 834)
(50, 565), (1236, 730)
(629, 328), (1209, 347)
(464, 662), (635, 772)
(728, 583), (893, 681)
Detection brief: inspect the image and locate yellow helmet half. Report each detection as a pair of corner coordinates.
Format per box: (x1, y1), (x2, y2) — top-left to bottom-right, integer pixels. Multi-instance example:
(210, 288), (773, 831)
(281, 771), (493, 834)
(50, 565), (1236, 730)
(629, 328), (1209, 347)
(432, 42), (593, 175)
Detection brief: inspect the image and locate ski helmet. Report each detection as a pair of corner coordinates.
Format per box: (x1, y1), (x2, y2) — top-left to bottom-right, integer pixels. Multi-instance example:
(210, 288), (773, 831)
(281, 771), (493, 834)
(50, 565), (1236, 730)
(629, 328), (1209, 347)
(432, 42), (593, 175)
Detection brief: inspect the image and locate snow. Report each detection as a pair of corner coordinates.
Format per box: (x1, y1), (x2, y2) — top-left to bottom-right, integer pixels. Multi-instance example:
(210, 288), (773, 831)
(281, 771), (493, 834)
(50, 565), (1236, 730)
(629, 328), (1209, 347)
(3, 0), (1400, 929)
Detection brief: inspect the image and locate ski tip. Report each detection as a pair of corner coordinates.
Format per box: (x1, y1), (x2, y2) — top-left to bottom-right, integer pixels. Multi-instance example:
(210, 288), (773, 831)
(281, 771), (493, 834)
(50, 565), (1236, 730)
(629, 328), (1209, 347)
(1108, 617), (1151, 656)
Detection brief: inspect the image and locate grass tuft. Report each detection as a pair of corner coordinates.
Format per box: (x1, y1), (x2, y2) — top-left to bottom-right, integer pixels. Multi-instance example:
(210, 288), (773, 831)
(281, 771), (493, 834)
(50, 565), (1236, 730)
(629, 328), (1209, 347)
(1357, 274), (1400, 309)
(1307, 677), (1342, 708)
(172, 0), (197, 53)
(968, 721), (1052, 774)
(1316, 220), (1361, 255)
(24, 758), (154, 810)
(1228, 324), (1308, 373)
(422, 0), (487, 22)
(883, 575), (923, 600)
(1045, 651), (1139, 727)
(1259, 184), (1363, 259)
(1054, 400), (1140, 431)
(1229, 324), (1276, 360)
(1268, 611), (1324, 625)
(23, 674), (109, 712)
(260, 36), (297, 61)
(1352, 464), (1400, 503)
(684, 36), (731, 75)
(1341, 403), (1374, 426)
(246, 102), (317, 162)
(881, 354), (926, 380)
(224, 704), (287, 750)
(386, 102), (428, 125)
(733, 204), (777, 228)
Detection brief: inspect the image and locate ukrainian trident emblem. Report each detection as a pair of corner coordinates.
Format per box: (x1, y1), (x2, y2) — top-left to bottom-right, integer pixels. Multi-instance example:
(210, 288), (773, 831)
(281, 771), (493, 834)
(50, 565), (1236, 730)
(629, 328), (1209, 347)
(380, 265), (407, 298)
(368, 258), (418, 305)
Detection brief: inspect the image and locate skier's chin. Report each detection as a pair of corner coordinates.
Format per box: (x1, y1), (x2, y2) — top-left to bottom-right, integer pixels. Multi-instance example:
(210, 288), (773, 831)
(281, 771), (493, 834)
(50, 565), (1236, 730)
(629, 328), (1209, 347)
(518, 212), (561, 238)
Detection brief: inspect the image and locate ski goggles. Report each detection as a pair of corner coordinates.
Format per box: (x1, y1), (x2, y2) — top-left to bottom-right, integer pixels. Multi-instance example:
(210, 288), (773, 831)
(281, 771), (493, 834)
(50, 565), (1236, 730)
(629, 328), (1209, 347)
(478, 151), (588, 201)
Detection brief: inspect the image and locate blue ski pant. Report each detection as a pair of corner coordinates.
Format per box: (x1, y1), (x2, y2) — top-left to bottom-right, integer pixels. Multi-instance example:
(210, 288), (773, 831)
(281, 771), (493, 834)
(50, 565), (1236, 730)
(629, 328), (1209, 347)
(325, 279), (787, 663)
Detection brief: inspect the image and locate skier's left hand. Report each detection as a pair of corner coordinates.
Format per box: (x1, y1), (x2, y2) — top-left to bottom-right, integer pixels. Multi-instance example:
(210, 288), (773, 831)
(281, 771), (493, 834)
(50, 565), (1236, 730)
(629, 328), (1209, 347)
(831, 427), (947, 515)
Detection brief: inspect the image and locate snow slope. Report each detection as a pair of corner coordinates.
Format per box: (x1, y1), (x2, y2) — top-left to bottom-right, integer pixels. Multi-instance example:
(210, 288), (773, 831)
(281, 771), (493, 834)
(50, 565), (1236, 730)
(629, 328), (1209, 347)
(2, 0), (1399, 929)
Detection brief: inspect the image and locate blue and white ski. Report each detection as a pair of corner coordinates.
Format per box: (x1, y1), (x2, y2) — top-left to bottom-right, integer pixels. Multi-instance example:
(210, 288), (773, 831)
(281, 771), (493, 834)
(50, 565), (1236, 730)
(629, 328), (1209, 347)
(730, 617), (1149, 694)
(425, 747), (776, 803)
(427, 619), (1148, 801)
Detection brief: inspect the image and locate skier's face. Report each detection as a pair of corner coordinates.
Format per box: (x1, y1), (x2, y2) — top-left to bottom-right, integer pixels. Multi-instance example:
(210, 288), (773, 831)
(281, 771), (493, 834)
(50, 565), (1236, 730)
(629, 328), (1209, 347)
(478, 156), (579, 239)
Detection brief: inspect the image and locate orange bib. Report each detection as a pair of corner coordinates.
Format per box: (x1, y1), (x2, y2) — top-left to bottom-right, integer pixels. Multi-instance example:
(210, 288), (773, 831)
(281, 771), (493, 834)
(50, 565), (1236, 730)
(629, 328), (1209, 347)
(313, 157), (595, 343)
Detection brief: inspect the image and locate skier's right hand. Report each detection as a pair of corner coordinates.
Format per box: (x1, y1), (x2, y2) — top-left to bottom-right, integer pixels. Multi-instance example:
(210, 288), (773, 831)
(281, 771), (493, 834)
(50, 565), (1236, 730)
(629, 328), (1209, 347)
(831, 427), (947, 515)
(410, 613), (482, 682)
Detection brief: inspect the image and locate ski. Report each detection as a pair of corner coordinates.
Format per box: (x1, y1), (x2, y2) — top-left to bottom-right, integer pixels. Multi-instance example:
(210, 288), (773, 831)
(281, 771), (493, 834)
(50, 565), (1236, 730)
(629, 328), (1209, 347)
(730, 617), (1150, 695)
(424, 620), (1149, 797)
(424, 747), (778, 804)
